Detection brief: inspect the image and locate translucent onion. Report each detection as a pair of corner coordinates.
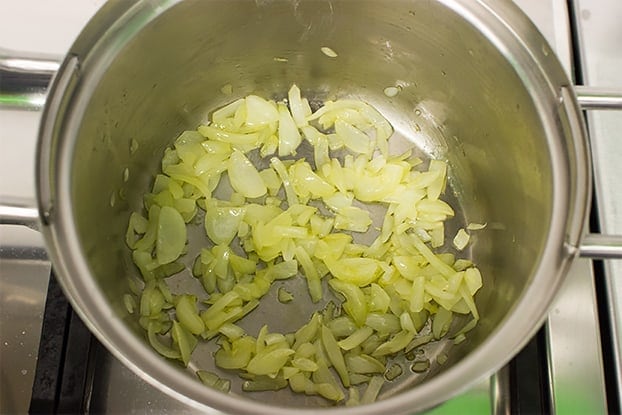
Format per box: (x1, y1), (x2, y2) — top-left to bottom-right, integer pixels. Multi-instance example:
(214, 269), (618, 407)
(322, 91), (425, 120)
(228, 150), (267, 198)
(156, 206), (187, 265)
(127, 84), (486, 406)
(278, 102), (302, 157)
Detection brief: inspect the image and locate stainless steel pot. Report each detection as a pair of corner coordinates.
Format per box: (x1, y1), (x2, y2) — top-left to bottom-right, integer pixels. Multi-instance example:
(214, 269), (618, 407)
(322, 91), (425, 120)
(2, 1), (622, 414)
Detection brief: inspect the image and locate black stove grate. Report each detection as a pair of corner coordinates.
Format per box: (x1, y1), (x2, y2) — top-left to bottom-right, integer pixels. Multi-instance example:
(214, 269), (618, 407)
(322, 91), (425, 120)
(29, 272), (96, 415)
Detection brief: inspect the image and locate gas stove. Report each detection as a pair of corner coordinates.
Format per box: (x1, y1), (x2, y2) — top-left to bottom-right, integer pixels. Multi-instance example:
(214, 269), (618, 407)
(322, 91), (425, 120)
(1, 1), (620, 414)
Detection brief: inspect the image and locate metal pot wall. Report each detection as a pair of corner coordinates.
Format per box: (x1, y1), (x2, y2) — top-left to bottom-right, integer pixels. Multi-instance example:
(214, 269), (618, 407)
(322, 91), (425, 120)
(2, 0), (622, 414)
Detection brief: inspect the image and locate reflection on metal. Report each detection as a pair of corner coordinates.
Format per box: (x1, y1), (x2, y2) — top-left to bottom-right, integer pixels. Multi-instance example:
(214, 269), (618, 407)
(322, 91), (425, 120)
(521, 0), (612, 413)
(0, 93), (47, 110)
(547, 259), (608, 414)
(574, 0), (622, 411)
(0, 256), (51, 414)
(575, 86), (622, 110)
(579, 234), (622, 259)
(0, 198), (40, 230)
(88, 345), (222, 415)
(491, 365), (511, 415)
(0, 48), (60, 111)
(0, 0), (619, 413)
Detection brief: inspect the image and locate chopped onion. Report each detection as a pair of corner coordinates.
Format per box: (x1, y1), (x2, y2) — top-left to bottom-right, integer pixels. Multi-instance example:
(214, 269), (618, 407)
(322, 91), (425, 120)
(453, 228), (470, 251)
(338, 327), (374, 351)
(204, 204), (245, 246)
(437, 353), (449, 365)
(426, 159), (447, 201)
(321, 46), (338, 57)
(335, 120), (374, 156)
(172, 320), (198, 366)
(126, 84), (486, 407)
(346, 387), (360, 406)
(247, 347), (296, 376)
(242, 376), (288, 392)
(288, 84), (311, 127)
(321, 325), (350, 387)
(467, 222), (487, 230)
(147, 322), (180, 360)
(384, 363), (403, 381)
(175, 295), (205, 335)
(228, 150), (267, 198)
(277, 287), (294, 303)
(384, 86), (400, 97)
(245, 95), (279, 127)
(360, 375), (384, 404)
(156, 206), (186, 265)
(278, 102), (302, 156)
(197, 370), (231, 393)
(411, 359), (430, 373)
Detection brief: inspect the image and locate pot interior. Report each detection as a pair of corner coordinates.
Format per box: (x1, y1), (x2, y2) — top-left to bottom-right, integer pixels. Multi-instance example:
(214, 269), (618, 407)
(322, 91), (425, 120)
(64, 0), (560, 410)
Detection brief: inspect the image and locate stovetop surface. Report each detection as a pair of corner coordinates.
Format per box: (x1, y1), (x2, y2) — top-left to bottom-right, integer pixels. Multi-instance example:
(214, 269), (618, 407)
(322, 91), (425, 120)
(1, 1), (620, 414)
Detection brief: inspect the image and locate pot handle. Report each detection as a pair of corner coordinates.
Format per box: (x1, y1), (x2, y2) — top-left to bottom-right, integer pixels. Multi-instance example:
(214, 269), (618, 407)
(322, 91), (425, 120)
(0, 47), (61, 110)
(575, 86), (622, 110)
(0, 50), (55, 231)
(573, 86), (622, 259)
(0, 198), (40, 230)
(579, 235), (622, 259)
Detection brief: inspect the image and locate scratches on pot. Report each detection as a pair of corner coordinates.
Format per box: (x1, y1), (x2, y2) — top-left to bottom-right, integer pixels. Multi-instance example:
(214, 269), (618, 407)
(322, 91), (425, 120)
(292, 0), (335, 42)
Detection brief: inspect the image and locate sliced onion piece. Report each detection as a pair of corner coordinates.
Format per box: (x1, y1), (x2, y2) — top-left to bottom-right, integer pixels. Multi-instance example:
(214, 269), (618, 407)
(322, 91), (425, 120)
(453, 228), (470, 251)
(337, 327), (374, 351)
(335, 119), (373, 156)
(426, 159), (447, 201)
(288, 84), (311, 127)
(128, 85), (488, 407)
(245, 95), (279, 127)
(360, 375), (384, 404)
(175, 295), (205, 335)
(247, 347), (295, 376)
(197, 370), (232, 393)
(467, 222), (487, 230)
(156, 206), (187, 265)
(324, 257), (381, 287)
(204, 204), (245, 246)
(278, 102), (302, 156)
(228, 150), (267, 198)
(172, 320), (198, 366)
(321, 325), (350, 387)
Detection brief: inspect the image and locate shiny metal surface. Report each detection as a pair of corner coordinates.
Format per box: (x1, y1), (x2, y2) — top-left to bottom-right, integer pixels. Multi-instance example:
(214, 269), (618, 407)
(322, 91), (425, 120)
(514, 2), (609, 412)
(0, 111), (49, 414)
(0, 199), (40, 229)
(35, 0), (590, 413)
(87, 3), (568, 413)
(547, 258), (608, 414)
(575, 86), (622, 110)
(0, 108), (50, 415)
(579, 234), (622, 259)
(0, 228), (50, 414)
(573, 0), (622, 411)
(0, 0), (617, 414)
(0, 48), (60, 110)
(89, 351), (223, 415)
(90, 349), (493, 415)
(490, 365), (511, 415)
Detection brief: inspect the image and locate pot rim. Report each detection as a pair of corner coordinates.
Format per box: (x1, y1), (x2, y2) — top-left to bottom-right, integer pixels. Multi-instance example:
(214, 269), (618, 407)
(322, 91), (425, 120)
(36, 0), (591, 414)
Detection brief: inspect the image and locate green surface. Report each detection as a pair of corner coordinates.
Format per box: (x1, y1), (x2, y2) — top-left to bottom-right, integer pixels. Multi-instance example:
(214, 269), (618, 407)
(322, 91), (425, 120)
(422, 381), (490, 415)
